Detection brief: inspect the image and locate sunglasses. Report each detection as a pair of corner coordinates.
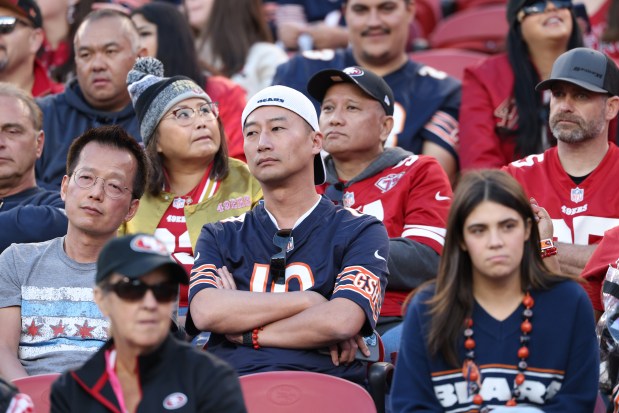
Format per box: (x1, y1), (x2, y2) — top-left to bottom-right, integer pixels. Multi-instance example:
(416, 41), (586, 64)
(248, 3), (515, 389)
(521, 0), (572, 16)
(271, 229), (292, 285)
(0, 16), (30, 35)
(103, 277), (178, 303)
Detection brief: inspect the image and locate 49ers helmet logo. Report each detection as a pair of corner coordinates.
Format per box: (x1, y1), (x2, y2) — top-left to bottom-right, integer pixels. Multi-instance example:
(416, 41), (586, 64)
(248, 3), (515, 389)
(343, 67), (364, 77)
(163, 392), (188, 410)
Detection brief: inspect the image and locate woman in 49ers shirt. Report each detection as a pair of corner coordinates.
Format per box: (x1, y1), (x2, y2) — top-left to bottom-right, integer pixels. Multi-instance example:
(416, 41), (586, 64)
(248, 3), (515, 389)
(122, 57), (262, 326)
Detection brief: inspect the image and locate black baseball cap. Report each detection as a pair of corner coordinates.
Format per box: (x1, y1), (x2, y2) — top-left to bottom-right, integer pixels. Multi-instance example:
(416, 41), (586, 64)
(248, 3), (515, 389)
(307, 66), (395, 116)
(96, 234), (188, 285)
(536, 48), (619, 96)
(0, 0), (42, 28)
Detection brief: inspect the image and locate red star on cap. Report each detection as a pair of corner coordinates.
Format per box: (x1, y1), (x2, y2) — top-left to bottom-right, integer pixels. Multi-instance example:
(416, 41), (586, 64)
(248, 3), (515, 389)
(74, 320), (95, 339)
(25, 319), (43, 339)
(50, 320), (66, 337)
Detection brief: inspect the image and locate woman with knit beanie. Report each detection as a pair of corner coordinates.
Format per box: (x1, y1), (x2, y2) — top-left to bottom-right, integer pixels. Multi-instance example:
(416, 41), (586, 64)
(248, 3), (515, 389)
(123, 57), (262, 326)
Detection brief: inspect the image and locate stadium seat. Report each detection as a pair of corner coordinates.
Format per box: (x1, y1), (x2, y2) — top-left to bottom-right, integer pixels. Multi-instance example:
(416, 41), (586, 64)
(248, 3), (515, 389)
(239, 370), (377, 413)
(368, 362), (395, 413)
(409, 48), (489, 81)
(12, 373), (60, 413)
(429, 5), (509, 54)
(456, 0), (506, 12)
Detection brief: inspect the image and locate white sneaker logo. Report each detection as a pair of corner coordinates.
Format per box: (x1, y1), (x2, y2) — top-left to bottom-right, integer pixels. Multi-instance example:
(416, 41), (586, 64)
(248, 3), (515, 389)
(435, 191), (450, 201)
(374, 250), (386, 261)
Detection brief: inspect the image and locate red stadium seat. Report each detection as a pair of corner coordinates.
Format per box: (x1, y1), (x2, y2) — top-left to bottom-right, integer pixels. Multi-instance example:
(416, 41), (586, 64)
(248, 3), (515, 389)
(12, 373), (60, 413)
(409, 48), (489, 81)
(414, 0), (443, 38)
(239, 371), (377, 413)
(456, 0), (506, 12)
(429, 5), (509, 54)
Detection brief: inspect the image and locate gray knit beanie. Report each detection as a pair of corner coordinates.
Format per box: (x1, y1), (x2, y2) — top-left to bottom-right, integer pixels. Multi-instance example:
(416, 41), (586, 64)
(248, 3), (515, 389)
(127, 57), (212, 145)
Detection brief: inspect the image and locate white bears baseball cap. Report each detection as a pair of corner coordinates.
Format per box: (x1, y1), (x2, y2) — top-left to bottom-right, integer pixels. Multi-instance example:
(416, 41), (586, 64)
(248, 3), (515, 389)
(241, 85), (325, 185)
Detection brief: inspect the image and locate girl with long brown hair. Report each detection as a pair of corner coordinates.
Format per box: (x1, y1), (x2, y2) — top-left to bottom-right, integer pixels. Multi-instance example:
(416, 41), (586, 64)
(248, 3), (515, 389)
(391, 170), (598, 412)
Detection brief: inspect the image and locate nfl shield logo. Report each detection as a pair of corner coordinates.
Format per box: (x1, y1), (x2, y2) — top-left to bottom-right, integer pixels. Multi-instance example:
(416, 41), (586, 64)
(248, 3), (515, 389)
(343, 191), (355, 207)
(571, 187), (584, 203)
(173, 197), (185, 209)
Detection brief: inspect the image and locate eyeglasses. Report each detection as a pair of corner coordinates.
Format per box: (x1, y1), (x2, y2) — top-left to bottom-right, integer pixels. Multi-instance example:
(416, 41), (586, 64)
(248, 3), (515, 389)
(0, 16), (30, 35)
(103, 277), (178, 303)
(165, 102), (219, 126)
(271, 229), (292, 285)
(521, 0), (572, 16)
(72, 168), (131, 199)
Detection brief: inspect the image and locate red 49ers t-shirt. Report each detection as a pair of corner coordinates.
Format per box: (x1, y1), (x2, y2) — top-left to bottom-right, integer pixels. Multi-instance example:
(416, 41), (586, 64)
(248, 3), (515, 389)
(156, 166), (218, 309)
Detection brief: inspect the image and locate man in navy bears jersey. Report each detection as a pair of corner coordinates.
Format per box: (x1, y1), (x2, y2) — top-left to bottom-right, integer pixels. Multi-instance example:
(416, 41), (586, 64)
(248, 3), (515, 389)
(186, 85), (390, 384)
(504, 48), (619, 285)
(272, 0), (461, 184)
(308, 66), (452, 361)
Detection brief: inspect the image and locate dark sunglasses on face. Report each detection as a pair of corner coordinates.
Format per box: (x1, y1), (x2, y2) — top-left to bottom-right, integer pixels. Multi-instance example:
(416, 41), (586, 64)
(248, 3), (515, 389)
(103, 277), (178, 303)
(271, 229), (292, 285)
(0, 16), (30, 35)
(521, 0), (572, 16)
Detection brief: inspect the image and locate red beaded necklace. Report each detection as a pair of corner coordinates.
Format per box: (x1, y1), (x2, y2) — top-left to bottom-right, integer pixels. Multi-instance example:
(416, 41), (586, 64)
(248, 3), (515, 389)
(462, 292), (534, 411)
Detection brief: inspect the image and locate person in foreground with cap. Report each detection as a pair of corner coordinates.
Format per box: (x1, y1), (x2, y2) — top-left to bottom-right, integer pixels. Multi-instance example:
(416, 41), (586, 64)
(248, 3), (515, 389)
(50, 233), (247, 413)
(187, 85), (389, 384)
(308, 66), (452, 362)
(0, 0), (63, 97)
(505, 47), (619, 285)
(121, 57), (262, 326)
(0, 125), (147, 381)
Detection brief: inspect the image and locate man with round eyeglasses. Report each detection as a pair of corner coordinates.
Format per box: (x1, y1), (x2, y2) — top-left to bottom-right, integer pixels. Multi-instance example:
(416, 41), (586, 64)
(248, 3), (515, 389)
(0, 125), (148, 381)
(0, 0), (63, 96)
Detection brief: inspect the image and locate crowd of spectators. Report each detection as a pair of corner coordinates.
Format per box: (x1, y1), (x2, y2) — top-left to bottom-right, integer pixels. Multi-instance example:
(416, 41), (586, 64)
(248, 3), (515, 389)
(0, 0), (618, 411)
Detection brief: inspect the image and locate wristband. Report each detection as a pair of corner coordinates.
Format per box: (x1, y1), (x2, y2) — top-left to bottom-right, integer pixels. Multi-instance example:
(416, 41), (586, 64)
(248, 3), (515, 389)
(541, 247), (558, 259)
(242, 331), (253, 347)
(540, 239), (554, 250)
(540, 239), (557, 259)
(251, 327), (263, 350)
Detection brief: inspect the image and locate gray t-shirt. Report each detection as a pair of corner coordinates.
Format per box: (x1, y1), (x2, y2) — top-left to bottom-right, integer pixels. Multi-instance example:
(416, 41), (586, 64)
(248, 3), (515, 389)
(0, 237), (108, 375)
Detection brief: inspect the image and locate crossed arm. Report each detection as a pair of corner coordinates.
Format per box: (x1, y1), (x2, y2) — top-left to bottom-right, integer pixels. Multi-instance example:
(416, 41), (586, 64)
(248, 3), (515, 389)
(189, 267), (369, 364)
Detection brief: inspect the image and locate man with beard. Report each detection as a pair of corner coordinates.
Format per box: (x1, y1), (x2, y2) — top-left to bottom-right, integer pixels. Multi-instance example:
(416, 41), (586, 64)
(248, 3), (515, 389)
(0, 0), (62, 97)
(505, 48), (619, 279)
(272, 0), (461, 184)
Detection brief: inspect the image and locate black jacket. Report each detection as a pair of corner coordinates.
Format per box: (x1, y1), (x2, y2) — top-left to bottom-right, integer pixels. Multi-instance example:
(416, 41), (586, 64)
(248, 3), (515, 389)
(51, 335), (247, 413)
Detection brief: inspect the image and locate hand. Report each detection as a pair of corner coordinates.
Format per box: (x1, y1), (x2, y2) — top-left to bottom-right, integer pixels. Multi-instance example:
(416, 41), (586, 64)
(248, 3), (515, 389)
(277, 21), (307, 50)
(225, 333), (242, 345)
(328, 335), (369, 366)
(305, 24), (349, 50)
(530, 197), (554, 240)
(215, 266), (237, 290)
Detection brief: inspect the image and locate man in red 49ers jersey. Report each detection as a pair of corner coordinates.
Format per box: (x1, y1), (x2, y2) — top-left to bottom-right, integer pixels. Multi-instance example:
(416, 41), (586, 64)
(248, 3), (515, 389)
(505, 48), (619, 281)
(308, 66), (452, 359)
